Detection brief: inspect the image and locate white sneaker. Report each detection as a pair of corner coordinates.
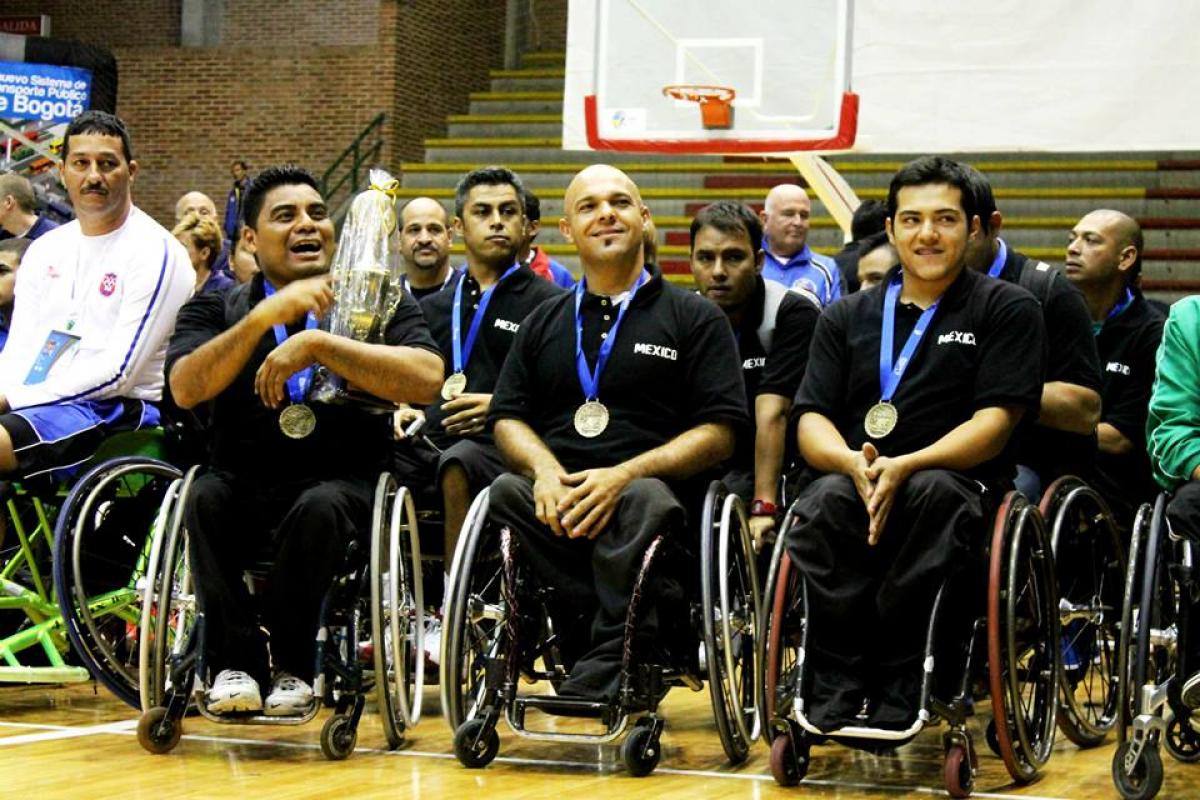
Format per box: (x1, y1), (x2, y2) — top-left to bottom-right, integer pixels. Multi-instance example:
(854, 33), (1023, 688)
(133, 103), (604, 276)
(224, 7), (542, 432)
(206, 669), (262, 714)
(424, 615), (442, 667)
(264, 672), (315, 716)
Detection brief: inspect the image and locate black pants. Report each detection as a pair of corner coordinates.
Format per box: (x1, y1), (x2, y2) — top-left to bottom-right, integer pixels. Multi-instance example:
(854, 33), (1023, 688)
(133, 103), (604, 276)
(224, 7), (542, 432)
(392, 438), (508, 523)
(1166, 482), (1200, 672)
(785, 470), (991, 728)
(186, 470), (372, 685)
(488, 473), (687, 701)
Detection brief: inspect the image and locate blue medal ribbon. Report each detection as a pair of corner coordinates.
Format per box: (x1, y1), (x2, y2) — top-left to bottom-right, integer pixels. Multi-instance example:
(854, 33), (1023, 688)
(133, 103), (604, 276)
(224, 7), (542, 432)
(575, 269), (650, 401)
(451, 264), (520, 374)
(879, 274), (941, 404)
(986, 238), (1008, 279)
(263, 280), (319, 404)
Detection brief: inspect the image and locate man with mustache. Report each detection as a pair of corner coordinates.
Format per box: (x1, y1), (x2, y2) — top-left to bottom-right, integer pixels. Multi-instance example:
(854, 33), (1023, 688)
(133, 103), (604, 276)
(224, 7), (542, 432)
(166, 164), (444, 715)
(393, 167), (566, 663)
(398, 196), (456, 300)
(0, 110), (192, 482)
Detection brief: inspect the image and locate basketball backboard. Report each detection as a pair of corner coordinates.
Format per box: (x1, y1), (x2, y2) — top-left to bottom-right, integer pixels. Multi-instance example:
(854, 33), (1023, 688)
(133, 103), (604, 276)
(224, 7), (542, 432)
(577, 0), (857, 153)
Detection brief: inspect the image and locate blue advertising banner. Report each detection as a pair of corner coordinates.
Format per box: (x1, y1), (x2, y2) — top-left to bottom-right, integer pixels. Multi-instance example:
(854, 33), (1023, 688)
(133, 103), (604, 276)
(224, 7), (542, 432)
(0, 61), (92, 123)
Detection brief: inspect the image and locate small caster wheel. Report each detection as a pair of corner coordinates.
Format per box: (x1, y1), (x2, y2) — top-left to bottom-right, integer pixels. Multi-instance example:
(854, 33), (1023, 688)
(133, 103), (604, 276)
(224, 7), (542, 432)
(320, 714), (358, 761)
(454, 718), (499, 769)
(621, 724), (662, 777)
(137, 706), (181, 755)
(1165, 715), (1200, 764)
(985, 718), (1002, 757)
(769, 730), (808, 786)
(1112, 741), (1164, 800)
(944, 744), (975, 798)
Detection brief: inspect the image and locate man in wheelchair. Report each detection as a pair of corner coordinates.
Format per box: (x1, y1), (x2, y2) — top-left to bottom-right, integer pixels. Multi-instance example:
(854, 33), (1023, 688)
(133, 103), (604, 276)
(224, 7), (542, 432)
(165, 165), (443, 715)
(1147, 291), (1200, 712)
(784, 156), (1046, 732)
(687, 201), (819, 550)
(486, 164), (748, 703)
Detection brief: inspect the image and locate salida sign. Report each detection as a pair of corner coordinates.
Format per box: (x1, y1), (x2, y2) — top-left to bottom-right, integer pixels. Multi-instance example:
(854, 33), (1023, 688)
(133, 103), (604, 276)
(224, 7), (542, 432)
(0, 61), (91, 123)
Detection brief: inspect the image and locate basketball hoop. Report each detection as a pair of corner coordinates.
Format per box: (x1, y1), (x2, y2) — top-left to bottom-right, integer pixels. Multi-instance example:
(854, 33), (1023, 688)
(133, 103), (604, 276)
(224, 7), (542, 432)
(663, 84), (736, 130)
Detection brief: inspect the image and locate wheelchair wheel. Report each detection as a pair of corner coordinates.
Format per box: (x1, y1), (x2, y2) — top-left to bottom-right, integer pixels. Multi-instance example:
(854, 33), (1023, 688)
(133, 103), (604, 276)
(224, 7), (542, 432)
(700, 482), (762, 764)
(138, 466), (197, 710)
(761, 519), (806, 735)
(1115, 501), (1153, 745)
(987, 491), (1061, 783)
(758, 503), (800, 734)
(1041, 477), (1125, 747)
(53, 457), (183, 709)
(370, 473), (425, 748)
(441, 488), (507, 732)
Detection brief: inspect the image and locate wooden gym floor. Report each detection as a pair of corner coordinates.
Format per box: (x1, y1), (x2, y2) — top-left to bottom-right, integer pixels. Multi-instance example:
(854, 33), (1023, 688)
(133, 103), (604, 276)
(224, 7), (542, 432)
(2, 683), (1193, 799)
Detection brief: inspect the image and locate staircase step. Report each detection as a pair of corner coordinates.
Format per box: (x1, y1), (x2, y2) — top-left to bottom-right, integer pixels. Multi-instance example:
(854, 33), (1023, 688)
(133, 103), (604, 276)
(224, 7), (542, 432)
(490, 68), (566, 79)
(521, 51), (566, 67)
(448, 120), (563, 137)
(489, 77), (565, 92)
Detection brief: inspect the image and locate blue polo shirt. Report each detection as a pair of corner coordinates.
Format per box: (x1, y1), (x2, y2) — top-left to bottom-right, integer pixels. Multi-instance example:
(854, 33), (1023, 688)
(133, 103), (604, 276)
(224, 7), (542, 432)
(762, 242), (842, 307)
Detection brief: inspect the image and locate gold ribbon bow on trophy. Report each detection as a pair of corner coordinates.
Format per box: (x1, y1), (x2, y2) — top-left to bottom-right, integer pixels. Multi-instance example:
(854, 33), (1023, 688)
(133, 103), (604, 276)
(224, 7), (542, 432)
(368, 177), (401, 233)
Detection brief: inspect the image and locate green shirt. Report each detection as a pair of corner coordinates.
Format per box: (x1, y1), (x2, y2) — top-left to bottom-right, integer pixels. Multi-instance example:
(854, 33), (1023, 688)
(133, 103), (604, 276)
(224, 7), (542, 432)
(1147, 296), (1200, 489)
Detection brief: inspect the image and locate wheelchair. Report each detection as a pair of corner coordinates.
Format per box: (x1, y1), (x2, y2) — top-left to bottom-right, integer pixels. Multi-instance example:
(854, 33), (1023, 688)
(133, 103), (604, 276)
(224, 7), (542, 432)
(1038, 475), (1127, 747)
(0, 429), (179, 707)
(441, 479), (763, 776)
(134, 466), (427, 760)
(1111, 493), (1200, 800)
(762, 489), (1061, 797)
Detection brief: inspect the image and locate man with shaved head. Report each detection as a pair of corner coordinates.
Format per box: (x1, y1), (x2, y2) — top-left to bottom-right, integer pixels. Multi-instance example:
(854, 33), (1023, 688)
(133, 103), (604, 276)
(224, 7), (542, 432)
(174, 190), (219, 223)
(760, 183), (843, 306)
(1064, 210), (1163, 520)
(486, 164), (747, 703)
(398, 196), (456, 300)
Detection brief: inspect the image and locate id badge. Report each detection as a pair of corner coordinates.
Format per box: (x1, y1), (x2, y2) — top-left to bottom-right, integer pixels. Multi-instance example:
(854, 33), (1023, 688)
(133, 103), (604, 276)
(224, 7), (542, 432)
(25, 329), (81, 385)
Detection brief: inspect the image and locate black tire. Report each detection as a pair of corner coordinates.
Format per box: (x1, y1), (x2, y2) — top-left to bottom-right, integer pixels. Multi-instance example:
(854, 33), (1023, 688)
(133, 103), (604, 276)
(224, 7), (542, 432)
(621, 725), (662, 777)
(700, 482), (761, 765)
(758, 504), (799, 738)
(1043, 478), (1124, 748)
(453, 718), (499, 769)
(985, 718), (1002, 757)
(53, 458), (182, 709)
(1112, 741), (1164, 800)
(320, 713), (358, 761)
(441, 490), (507, 732)
(1165, 715), (1200, 764)
(136, 706), (181, 754)
(1115, 502), (1153, 751)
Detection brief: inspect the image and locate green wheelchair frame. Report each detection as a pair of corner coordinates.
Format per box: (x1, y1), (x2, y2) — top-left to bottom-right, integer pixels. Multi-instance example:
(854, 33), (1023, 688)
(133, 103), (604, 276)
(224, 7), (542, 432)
(0, 429), (179, 705)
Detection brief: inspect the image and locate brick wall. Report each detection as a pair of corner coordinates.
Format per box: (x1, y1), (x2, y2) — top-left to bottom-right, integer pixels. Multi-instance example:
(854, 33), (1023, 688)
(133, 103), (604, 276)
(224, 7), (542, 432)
(4, 0), (514, 225)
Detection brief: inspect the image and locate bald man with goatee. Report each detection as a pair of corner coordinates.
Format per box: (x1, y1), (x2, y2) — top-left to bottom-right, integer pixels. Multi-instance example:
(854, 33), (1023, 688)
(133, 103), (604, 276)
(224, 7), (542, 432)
(760, 183), (843, 306)
(484, 164), (748, 703)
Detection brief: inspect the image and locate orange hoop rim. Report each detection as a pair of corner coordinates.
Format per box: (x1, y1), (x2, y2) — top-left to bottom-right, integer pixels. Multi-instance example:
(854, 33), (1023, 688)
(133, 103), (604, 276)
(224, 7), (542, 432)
(662, 84), (736, 104)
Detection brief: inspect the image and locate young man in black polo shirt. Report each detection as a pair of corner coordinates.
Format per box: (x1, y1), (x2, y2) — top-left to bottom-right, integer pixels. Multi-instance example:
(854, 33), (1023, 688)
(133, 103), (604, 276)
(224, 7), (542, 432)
(1063, 209), (1164, 522)
(688, 201), (818, 548)
(487, 164), (747, 702)
(786, 156), (1045, 732)
(963, 167), (1102, 498)
(166, 165), (444, 715)
(394, 167), (566, 660)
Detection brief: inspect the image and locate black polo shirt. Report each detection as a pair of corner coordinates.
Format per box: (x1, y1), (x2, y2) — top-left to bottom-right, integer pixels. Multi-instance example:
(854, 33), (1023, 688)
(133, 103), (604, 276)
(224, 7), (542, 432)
(794, 265), (1045, 484)
(993, 248), (1103, 479)
(419, 264), (566, 448)
(164, 273), (441, 482)
(488, 267), (748, 474)
(730, 277), (819, 470)
(1092, 290), (1165, 508)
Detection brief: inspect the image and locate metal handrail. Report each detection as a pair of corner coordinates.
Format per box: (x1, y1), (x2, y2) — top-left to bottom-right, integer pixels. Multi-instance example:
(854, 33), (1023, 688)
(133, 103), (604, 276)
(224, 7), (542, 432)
(321, 112), (386, 211)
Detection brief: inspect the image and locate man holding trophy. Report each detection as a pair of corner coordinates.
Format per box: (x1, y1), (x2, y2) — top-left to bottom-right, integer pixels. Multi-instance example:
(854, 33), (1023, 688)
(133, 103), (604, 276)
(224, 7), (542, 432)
(166, 165), (443, 715)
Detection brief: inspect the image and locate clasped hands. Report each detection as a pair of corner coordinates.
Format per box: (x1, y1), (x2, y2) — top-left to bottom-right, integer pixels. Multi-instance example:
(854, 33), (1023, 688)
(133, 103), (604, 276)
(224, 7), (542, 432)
(532, 463), (635, 540)
(847, 442), (913, 545)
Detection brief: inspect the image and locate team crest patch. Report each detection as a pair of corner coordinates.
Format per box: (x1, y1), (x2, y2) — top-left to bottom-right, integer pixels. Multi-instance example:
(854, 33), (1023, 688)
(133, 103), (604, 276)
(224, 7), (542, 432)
(99, 273), (118, 296)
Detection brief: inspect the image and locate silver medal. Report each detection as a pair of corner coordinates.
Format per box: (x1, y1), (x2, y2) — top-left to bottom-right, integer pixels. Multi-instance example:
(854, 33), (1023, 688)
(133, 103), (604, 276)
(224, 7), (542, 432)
(442, 372), (468, 401)
(279, 403), (317, 439)
(574, 400), (610, 438)
(863, 401), (898, 439)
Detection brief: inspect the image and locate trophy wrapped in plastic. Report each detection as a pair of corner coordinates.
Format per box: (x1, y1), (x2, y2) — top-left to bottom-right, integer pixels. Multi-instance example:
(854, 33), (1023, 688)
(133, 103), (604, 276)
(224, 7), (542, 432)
(308, 168), (403, 407)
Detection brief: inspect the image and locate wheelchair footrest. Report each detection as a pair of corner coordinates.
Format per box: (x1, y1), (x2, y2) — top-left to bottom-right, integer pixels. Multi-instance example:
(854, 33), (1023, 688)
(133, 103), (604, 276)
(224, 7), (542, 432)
(0, 665), (91, 684)
(515, 694), (610, 720)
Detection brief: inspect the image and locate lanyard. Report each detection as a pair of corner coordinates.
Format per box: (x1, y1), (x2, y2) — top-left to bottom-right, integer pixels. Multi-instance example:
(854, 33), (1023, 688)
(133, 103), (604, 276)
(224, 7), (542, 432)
(986, 238), (1008, 279)
(574, 269), (649, 401)
(263, 279), (319, 403)
(451, 264), (520, 374)
(879, 274), (941, 403)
